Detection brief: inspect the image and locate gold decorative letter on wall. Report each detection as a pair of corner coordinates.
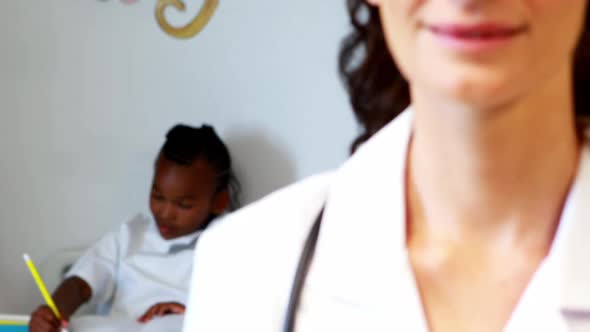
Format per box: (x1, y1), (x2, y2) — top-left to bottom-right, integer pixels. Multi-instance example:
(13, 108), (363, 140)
(156, 0), (219, 39)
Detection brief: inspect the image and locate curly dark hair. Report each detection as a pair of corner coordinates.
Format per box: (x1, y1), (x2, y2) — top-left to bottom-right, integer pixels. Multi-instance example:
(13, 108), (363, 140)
(339, 1), (590, 152)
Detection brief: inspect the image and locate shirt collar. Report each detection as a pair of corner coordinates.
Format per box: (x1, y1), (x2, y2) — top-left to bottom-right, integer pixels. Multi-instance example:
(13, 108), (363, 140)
(147, 218), (203, 254)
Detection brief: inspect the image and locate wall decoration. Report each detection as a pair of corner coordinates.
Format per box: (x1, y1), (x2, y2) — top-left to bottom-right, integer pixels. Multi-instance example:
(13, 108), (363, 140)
(156, 0), (219, 39)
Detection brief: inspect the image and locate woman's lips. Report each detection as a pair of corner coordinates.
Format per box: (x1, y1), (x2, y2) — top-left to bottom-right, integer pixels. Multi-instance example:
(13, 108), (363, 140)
(426, 22), (527, 53)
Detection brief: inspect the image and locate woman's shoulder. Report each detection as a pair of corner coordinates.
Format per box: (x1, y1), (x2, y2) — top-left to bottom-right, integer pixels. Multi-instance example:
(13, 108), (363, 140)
(201, 171), (334, 251)
(184, 172), (335, 330)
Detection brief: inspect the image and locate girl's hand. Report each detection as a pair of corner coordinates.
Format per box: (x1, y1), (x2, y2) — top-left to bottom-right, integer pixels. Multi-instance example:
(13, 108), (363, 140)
(137, 302), (185, 323)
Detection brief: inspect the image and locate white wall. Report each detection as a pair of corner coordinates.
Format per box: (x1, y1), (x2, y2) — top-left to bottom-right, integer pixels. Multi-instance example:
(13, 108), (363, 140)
(0, 0), (356, 313)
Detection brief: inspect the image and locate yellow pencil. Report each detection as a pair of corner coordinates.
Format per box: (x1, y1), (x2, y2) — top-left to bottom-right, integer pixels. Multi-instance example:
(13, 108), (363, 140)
(23, 254), (62, 320)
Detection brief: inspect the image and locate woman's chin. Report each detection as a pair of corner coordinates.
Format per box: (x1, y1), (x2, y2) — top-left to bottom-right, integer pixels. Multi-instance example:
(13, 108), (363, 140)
(428, 75), (519, 110)
(413, 58), (527, 108)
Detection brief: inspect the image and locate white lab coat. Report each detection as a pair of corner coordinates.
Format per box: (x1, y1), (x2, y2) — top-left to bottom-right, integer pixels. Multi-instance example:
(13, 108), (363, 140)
(183, 110), (590, 332)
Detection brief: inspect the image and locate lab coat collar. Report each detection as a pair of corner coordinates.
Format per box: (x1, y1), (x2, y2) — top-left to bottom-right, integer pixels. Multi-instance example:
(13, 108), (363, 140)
(311, 110), (413, 308)
(317, 108), (590, 316)
(553, 131), (590, 312)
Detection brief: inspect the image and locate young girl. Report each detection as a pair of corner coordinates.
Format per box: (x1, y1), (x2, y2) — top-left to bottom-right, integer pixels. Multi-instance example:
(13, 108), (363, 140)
(29, 124), (239, 332)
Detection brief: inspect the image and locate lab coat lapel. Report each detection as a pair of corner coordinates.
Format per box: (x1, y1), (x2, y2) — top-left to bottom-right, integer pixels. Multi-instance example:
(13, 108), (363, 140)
(557, 139), (590, 330)
(507, 134), (590, 332)
(304, 111), (423, 329)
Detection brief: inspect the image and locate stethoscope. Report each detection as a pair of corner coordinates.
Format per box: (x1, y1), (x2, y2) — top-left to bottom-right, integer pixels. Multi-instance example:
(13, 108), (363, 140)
(282, 208), (324, 332)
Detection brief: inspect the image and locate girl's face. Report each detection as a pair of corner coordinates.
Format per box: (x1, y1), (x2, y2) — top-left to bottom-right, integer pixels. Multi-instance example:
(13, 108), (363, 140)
(369, 0), (587, 109)
(149, 156), (228, 240)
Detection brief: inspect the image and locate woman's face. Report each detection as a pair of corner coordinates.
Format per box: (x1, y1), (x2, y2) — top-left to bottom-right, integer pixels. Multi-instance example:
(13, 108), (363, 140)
(370, 0), (587, 108)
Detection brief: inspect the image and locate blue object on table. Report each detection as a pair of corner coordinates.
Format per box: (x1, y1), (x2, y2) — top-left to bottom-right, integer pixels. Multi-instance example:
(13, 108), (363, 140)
(0, 325), (27, 332)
